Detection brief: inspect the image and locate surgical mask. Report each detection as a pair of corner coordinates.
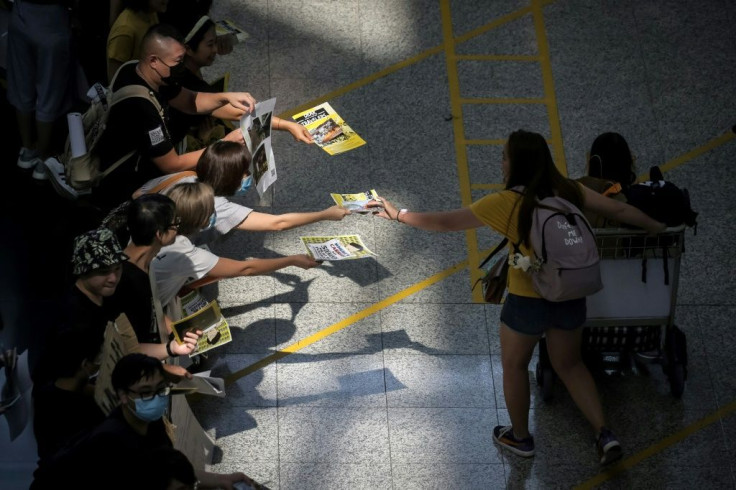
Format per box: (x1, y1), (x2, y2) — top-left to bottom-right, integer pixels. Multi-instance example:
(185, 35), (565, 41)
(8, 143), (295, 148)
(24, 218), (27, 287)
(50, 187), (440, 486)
(234, 175), (253, 196)
(202, 211), (217, 231)
(132, 394), (169, 422)
(158, 58), (187, 85)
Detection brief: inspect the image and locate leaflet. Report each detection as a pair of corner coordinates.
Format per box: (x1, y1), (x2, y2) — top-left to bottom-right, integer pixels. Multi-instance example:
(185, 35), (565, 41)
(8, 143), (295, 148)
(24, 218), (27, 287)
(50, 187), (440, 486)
(215, 19), (250, 42)
(292, 102), (366, 155)
(300, 234), (376, 261)
(172, 299), (232, 357)
(240, 98), (277, 197)
(330, 189), (382, 214)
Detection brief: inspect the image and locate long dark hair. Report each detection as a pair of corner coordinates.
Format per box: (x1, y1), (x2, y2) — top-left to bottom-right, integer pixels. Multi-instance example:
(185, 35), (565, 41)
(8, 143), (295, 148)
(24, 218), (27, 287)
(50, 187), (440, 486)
(505, 129), (583, 247)
(588, 132), (636, 187)
(101, 194), (176, 246)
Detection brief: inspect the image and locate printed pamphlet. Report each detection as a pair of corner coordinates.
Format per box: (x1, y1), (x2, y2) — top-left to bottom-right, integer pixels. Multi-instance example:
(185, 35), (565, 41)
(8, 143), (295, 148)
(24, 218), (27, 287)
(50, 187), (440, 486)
(172, 299), (232, 357)
(215, 19), (250, 42)
(240, 97), (277, 197)
(300, 234), (376, 261)
(173, 370), (226, 398)
(292, 102), (366, 155)
(330, 189), (382, 214)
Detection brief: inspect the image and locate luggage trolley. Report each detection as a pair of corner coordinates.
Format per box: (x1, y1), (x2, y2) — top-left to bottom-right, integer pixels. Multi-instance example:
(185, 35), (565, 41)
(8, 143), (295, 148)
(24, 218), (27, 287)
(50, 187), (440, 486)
(536, 225), (689, 400)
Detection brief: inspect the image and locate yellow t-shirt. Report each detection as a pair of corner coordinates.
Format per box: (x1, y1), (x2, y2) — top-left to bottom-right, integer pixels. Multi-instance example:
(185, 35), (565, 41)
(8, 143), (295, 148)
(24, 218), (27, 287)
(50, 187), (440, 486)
(469, 190), (539, 298)
(107, 9), (159, 63)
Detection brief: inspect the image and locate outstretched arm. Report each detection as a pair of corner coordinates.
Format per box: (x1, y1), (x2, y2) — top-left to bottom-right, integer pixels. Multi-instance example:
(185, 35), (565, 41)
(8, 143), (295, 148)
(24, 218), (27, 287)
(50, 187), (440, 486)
(236, 206), (349, 232)
(581, 186), (665, 234)
(273, 116), (314, 143)
(207, 255), (320, 279)
(369, 196), (484, 232)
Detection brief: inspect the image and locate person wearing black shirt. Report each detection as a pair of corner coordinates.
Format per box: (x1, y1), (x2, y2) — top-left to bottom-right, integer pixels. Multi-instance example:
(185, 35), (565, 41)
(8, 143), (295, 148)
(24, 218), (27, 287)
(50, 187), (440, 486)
(87, 23), (256, 211)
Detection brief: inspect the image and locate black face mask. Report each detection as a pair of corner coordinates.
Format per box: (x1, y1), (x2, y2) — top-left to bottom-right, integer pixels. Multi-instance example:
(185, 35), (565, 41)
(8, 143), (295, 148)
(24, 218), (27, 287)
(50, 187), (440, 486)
(158, 58), (187, 85)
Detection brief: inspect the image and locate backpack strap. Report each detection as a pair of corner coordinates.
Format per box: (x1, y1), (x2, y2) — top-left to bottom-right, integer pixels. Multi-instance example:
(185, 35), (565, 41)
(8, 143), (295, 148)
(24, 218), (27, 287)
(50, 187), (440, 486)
(146, 171), (198, 194)
(97, 84), (165, 180)
(478, 238), (509, 268)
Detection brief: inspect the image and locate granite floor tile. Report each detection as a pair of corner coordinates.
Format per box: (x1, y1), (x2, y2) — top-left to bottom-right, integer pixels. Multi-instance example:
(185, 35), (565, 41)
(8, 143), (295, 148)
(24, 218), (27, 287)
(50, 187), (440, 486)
(273, 302), (382, 354)
(383, 354), (495, 408)
(458, 60), (544, 100)
(279, 462), (392, 490)
(358, 0), (444, 67)
(278, 407), (390, 463)
(449, 0), (530, 38)
(388, 407), (500, 463)
(276, 353), (388, 407)
(391, 462), (506, 490)
(455, 12), (537, 56)
(380, 303), (489, 355)
(195, 353), (278, 408)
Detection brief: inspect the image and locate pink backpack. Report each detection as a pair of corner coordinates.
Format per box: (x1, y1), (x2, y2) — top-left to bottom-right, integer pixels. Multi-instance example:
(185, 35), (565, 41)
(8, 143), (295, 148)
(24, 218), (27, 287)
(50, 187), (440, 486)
(515, 187), (603, 302)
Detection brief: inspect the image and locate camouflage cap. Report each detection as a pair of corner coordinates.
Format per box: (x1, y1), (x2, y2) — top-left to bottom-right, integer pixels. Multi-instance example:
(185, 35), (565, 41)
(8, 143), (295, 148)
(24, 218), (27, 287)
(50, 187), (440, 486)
(71, 227), (129, 276)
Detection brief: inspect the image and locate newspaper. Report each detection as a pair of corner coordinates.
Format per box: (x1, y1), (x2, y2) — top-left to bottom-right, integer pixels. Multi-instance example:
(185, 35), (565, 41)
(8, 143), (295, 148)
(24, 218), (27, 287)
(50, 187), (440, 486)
(330, 189), (383, 214)
(173, 370), (225, 398)
(292, 102), (366, 155)
(240, 97), (277, 197)
(172, 299), (232, 357)
(215, 19), (250, 42)
(300, 234), (376, 261)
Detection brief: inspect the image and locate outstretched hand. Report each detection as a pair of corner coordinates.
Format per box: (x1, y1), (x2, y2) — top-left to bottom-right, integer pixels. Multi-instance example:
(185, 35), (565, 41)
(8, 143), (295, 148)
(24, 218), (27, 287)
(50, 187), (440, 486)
(367, 196), (398, 220)
(285, 121), (314, 144)
(324, 205), (351, 221)
(293, 254), (321, 269)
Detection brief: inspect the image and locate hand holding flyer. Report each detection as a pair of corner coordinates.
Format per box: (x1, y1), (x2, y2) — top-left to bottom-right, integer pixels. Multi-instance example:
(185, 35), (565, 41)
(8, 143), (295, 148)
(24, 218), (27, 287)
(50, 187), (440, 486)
(300, 235), (376, 261)
(330, 189), (383, 214)
(292, 103), (366, 155)
(173, 297), (232, 357)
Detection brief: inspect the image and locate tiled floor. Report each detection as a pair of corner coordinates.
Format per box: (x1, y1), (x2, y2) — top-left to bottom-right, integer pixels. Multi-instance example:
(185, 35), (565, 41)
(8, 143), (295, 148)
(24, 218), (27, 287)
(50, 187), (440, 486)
(2, 0), (736, 488)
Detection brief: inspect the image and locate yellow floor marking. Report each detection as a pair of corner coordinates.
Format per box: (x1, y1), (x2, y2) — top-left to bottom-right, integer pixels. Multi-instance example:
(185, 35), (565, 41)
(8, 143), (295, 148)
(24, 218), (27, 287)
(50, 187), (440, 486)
(439, 0), (484, 303)
(277, 1), (558, 120)
(223, 259), (470, 385)
(471, 183), (506, 191)
(574, 399), (736, 489)
(531, 0), (567, 175)
(456, 54), (541, 62)
(637, 129), (736, 181)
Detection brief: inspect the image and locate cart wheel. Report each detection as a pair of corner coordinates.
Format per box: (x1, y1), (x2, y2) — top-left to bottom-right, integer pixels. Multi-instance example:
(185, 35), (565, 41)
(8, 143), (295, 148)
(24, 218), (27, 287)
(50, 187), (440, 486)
(669, 363), (685, 398)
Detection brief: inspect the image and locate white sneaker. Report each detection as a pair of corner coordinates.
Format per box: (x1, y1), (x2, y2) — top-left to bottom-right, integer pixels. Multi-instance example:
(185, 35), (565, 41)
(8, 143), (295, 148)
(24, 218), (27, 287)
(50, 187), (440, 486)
(17, 147), (40, 170)
(44, 157), (83, 200)
(32, 161), (49, 180)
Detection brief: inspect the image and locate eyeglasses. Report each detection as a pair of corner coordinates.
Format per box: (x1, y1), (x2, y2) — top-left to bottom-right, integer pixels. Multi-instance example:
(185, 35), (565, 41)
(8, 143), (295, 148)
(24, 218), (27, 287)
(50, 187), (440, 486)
(126, 384), (172, 401)
(168, 216), (182, 230)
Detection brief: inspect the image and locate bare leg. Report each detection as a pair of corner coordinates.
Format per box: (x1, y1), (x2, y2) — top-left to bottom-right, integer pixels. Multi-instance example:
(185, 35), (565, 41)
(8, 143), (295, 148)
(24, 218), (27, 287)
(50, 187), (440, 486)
(499, 323), (540, 439)
(545, 327), (606, 432)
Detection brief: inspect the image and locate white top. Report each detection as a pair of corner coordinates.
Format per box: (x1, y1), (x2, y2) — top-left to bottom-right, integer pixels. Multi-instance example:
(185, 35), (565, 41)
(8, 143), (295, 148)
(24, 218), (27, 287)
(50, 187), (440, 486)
(138, 172), (253, 244)
(152, 235), (219, 306)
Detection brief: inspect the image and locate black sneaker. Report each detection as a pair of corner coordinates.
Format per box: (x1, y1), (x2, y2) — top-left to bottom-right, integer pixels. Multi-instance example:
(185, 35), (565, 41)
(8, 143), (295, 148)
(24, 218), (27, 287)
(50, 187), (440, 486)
(493, 425), (535, 457)
(596, 427), (622, 465)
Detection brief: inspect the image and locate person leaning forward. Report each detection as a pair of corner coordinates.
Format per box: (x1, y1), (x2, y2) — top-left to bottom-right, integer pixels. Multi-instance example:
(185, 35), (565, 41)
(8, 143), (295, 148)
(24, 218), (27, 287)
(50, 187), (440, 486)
(89, 23), (256, 212)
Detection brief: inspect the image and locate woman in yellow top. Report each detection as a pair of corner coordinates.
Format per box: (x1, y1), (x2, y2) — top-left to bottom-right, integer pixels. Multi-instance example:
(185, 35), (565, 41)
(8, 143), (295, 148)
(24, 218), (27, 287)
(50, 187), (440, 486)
(371, 129), (665, 466)
(107, 0), (169, 82)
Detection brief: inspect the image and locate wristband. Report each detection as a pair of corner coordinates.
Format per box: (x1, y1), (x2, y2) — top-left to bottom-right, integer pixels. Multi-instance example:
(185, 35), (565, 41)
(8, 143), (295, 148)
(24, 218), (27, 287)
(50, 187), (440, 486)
(397, 209), (408, 223)
(166, 340), (179, 358)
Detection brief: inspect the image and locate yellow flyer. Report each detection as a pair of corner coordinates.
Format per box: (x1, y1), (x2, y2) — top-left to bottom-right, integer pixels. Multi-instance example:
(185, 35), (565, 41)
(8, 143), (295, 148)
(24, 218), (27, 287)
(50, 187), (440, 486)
(292, 102), (366, 155)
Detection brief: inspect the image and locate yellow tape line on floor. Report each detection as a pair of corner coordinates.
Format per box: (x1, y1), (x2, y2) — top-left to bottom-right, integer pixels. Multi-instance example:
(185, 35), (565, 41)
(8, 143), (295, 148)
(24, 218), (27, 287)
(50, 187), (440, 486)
(223, 258), (469, 384)
(574, 398), (736, 489)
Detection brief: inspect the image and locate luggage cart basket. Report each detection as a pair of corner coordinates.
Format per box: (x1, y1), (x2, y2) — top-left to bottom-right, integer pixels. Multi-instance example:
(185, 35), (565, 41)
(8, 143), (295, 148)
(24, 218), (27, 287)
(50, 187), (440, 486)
(536, 225), (689, 400)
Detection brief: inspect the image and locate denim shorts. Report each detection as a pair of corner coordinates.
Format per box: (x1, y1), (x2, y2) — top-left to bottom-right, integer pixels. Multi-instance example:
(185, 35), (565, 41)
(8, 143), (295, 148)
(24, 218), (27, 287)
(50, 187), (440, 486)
(500, 293), (586, 336)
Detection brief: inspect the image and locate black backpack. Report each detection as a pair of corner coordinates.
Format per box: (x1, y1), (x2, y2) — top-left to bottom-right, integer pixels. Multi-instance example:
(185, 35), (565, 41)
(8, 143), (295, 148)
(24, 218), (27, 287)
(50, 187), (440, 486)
(623, 166), (698, 229)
